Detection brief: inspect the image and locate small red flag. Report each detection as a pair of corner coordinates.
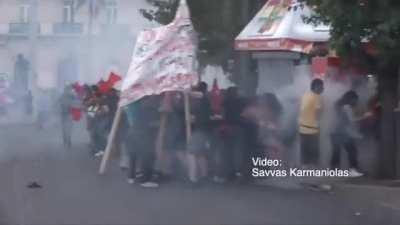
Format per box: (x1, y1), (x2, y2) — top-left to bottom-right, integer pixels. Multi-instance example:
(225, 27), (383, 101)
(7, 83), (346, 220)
(70, 107), (82, 121)
(108, 72), (122, 85)
(98, 79), (111, 94)
(98, 72), (122, 94)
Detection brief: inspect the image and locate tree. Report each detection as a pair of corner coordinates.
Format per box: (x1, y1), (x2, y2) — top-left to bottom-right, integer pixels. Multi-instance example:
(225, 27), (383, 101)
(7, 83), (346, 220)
(301, 0), (400, 178)
(140, 0), (252, 68)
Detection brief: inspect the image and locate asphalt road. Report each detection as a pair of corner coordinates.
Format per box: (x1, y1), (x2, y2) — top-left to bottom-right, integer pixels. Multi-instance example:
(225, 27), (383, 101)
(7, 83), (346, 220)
(0, 123), (398, 225)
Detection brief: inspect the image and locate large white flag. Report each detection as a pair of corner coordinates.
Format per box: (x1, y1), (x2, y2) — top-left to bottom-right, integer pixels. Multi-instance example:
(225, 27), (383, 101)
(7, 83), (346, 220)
(119, 0), (198, 107)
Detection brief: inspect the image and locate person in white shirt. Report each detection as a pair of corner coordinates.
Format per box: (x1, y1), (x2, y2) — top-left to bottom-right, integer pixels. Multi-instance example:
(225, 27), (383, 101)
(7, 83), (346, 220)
(330, 90), (372, 177)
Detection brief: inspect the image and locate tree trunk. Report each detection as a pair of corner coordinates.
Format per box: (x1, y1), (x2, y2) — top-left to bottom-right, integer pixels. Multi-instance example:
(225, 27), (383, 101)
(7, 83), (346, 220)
(234, 0), (257, 97)
(378, 66), (399, 179)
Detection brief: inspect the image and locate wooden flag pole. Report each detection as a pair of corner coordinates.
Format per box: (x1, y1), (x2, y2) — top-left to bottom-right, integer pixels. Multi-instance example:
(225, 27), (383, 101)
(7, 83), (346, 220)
(99, 106), (123, 174)
(184, 91), (192, 144)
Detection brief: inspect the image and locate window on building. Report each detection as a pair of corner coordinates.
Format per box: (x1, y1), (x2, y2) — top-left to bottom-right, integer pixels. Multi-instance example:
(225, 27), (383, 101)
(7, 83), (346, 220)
(105, 0), (118, 24)
(18, 3), (31, 23)
(63, 0), (75, 23)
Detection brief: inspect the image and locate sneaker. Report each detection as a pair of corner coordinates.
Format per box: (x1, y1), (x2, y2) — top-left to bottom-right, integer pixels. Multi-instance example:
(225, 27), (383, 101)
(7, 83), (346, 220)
(94, 151), (105, 157)
(127, 179), (135, 184)
(349, 168), (364, 178)
(319, 184), (333, 191)
(140, 181), (159, 188)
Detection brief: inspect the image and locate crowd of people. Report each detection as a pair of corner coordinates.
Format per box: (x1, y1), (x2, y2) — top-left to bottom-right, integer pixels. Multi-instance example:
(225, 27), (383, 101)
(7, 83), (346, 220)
(58, 78), (380, 188)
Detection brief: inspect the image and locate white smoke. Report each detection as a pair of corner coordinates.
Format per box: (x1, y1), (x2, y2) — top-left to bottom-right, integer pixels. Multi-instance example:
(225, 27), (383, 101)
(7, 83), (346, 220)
(200, 65), (236, 90)
(270, 64), (375, 167)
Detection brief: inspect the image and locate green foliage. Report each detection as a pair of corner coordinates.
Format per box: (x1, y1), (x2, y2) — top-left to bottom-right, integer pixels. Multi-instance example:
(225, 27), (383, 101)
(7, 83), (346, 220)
(140, 0), (252, 66)
(301, 0), (400, 69)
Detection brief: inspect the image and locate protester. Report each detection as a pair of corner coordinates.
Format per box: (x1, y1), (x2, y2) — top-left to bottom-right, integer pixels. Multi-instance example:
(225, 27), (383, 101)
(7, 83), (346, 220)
(330, 90), (372, 177)
(59, 85), (78, 148)
(240, 97), (263, 183)
(36, 90), (52, 130)
(90, 93), (111, 157)
(215, 87), (245, 182)
(163, 92), (187, 179)
(25, 90), (33, 115)
(14, 54), (29, 92)
(298, 79), (324, 168)
(257, 93), (284, 164)
(281, 96), (300, 153)
(187, 82), (212, 185)
(125, 96), (160, 188)
(83, 85), (97, 154)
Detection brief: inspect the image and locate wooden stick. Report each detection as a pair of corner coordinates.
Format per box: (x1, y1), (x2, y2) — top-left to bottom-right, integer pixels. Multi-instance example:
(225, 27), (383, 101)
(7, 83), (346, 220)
(99, 107), (123, 174)
(184, 92), (192, 144)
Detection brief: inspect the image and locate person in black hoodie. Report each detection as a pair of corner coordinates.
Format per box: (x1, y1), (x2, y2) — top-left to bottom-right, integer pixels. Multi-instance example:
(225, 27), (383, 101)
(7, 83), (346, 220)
(239, 96), (263, 183)
(215, 87), (246, 182)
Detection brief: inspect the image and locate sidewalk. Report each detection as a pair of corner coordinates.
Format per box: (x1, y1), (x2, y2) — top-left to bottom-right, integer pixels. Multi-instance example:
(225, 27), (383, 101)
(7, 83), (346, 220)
(335, 179), (400, 225)
(338, 178), (400, 189)
(255, 177), (400, 225)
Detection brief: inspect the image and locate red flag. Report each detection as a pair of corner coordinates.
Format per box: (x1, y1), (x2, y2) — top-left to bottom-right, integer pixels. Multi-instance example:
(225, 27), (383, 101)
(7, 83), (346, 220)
(108, 72), (122, 85)
(70, 107), (82, 121)
(210, 78), (223, 115)
(98, 79), (111, 94)
(98, 73), (122, 94)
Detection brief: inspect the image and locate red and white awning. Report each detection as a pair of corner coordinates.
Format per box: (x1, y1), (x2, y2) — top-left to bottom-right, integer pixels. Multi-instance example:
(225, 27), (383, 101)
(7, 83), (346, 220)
(235, 0), (330, 53)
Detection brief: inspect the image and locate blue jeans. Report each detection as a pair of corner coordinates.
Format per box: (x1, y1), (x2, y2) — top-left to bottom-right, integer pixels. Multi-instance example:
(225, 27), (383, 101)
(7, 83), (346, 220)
(330, 133), (359, 169)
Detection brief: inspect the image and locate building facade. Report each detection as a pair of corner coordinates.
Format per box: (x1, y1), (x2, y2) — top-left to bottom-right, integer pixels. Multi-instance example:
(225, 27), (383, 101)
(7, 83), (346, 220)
(0, 0), (154, 91)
